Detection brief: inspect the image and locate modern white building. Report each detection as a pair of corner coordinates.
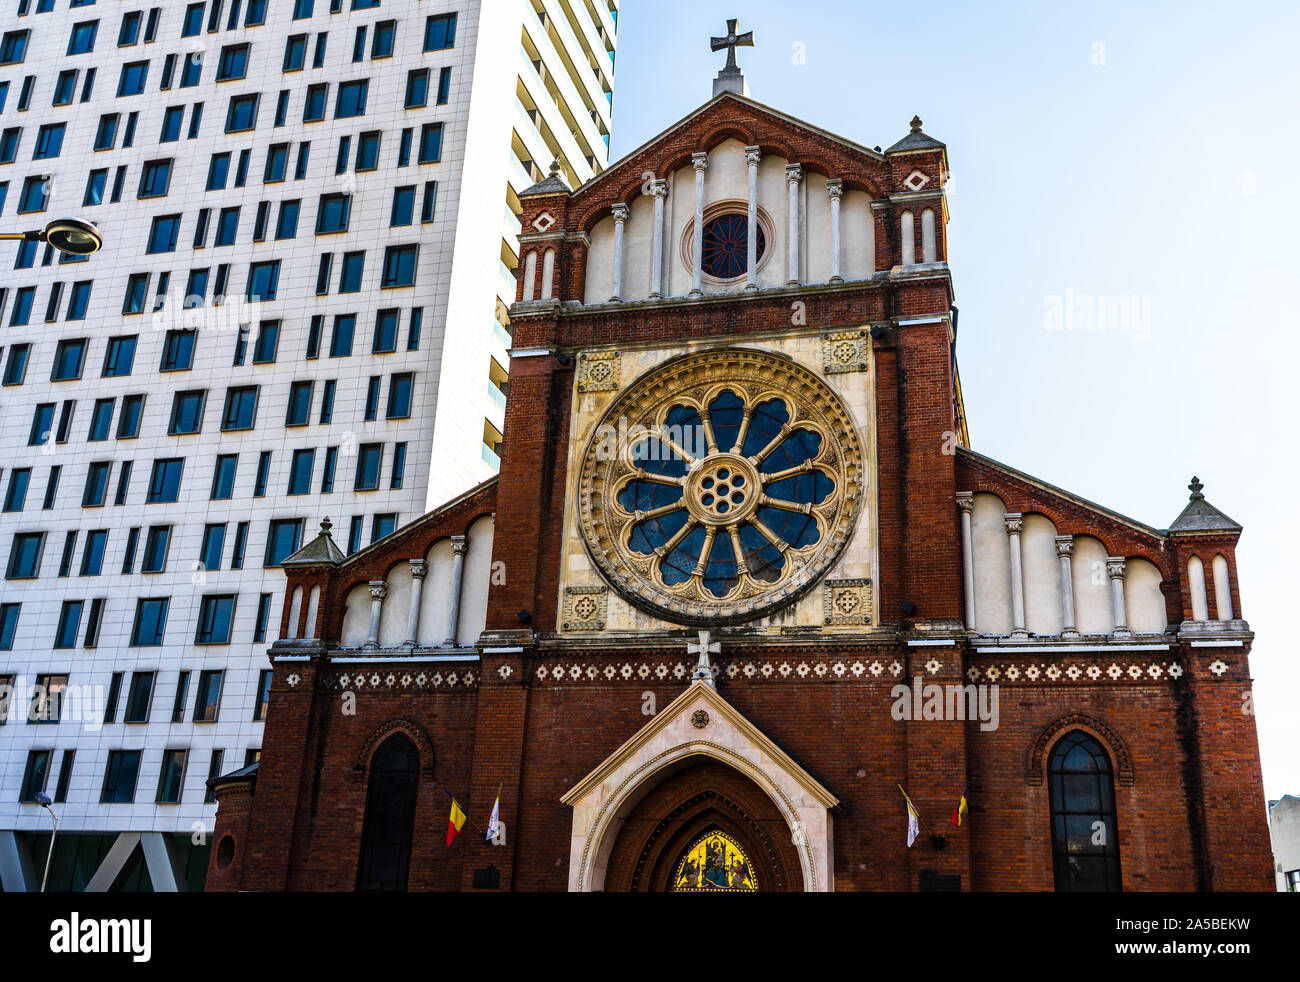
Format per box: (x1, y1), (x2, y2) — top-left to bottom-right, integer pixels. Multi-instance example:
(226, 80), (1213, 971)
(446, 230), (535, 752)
(0, 0), (617, 891)
(1269, 796), (1300, 892)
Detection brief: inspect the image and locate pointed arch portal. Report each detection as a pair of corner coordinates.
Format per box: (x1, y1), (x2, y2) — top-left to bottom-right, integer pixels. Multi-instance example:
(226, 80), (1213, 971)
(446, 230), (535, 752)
(561, 682), (838, 892)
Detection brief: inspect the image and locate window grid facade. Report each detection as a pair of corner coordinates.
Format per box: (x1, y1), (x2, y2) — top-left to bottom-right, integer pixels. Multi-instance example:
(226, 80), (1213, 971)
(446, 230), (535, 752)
(0, 0), (617, 890)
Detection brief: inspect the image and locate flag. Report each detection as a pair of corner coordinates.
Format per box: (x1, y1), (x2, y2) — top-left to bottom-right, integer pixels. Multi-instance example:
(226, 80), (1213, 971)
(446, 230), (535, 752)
(951, 786), (969, 828)
(446, 798), (467, 846)
(484, 786), (501, 844)
(899, 785), (920, 848)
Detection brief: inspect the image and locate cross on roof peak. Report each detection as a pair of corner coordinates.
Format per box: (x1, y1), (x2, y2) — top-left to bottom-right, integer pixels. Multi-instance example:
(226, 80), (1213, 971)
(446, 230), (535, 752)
(711, 18), (754, 71)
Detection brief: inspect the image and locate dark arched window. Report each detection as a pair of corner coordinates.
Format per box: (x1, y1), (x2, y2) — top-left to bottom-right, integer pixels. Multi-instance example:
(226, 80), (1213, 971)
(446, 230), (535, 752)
(1049, 730), (1122, 892)
(356, 734), (419, 892)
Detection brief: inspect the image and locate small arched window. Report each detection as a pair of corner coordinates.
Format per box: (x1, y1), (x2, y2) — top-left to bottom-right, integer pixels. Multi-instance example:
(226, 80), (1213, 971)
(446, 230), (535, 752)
(356, 734), (419, 891)
(1049, 731), (1122, 892)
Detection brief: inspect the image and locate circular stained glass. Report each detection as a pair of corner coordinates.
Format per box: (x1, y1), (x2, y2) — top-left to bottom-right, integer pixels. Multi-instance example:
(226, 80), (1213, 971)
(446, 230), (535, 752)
(700, 213), (766, 280)
(578, 348), (865, 626)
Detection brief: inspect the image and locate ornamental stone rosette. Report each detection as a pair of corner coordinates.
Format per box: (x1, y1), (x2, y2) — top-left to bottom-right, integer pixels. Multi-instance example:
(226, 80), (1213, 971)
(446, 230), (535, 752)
(577, 348), (865, 625)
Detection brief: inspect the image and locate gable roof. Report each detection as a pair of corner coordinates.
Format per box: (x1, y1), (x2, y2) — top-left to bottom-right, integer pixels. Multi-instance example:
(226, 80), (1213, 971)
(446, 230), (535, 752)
(281, 477), (498, 570)
(957, 447), (1167, 539)
(573, 90), (890, 197)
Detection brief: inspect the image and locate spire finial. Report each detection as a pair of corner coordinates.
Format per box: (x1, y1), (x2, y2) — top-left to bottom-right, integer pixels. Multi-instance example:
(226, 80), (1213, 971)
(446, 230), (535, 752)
(1188, 476), (1205, 500)
(549, 157), (562, 178)
(320, 516), (334, 536)
(910, 115), (924, 133)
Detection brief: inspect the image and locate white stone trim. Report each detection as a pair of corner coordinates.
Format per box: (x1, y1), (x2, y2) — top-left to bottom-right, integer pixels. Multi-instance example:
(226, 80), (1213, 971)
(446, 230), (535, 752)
(562, 681), (837, 892)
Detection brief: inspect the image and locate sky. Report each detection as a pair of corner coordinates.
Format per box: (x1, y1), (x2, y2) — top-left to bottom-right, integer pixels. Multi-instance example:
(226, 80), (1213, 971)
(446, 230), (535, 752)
(607, 0), (1300, 800)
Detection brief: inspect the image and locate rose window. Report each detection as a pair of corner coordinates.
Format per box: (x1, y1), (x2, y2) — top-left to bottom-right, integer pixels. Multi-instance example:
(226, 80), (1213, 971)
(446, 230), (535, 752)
(578, 348), (864, 625)
(701, 214), (766, 280)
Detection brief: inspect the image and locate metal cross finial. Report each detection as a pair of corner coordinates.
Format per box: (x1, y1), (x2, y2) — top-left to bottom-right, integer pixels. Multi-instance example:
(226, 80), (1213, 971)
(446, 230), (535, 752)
(710, 18), (754, 72)
(687, 630), (722, 687)
(1188, 476), (1205, 500)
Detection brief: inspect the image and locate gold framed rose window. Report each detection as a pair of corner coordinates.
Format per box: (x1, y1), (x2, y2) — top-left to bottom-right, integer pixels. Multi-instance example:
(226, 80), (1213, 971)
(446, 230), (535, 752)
(578, 348), (865, 625)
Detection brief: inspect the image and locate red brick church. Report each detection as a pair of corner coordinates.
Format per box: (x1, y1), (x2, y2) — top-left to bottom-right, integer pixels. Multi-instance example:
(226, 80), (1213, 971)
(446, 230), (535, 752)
(207, 38), (1273, 892)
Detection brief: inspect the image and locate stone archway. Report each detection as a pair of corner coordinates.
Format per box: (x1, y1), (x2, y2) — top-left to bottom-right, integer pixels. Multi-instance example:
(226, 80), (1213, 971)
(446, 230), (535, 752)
(604, 758), (804, 891)
(561, 681), (838, 891)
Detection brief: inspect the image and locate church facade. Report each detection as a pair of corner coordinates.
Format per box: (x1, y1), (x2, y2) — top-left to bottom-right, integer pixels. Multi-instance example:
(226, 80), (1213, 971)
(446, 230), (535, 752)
(206, 61), (1273, 892)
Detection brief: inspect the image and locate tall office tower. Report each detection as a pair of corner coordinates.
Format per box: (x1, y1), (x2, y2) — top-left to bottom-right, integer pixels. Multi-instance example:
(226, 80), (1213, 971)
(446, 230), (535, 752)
(0, 0), (618, 891)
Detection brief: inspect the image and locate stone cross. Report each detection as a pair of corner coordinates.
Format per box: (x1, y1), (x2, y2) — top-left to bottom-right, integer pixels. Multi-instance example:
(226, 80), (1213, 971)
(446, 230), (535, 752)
(710, 19), (754, 72)
(687, 630), (721, 687)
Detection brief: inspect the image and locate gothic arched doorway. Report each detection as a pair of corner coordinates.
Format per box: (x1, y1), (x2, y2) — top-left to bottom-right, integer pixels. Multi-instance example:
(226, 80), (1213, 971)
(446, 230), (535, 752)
(603, 759), (803, 892)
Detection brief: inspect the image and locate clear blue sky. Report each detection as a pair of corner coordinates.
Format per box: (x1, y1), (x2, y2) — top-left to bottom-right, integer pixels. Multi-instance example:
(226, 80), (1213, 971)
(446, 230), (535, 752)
(610, 0), (1300, 800)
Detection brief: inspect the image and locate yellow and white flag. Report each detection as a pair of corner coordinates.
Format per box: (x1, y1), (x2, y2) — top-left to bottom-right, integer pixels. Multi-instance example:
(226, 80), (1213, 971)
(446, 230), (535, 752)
(485, 786), (502, 845)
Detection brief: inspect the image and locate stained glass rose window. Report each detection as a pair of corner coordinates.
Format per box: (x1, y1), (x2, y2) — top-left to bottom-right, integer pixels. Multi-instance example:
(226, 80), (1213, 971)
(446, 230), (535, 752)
(578, 348), (865, 625)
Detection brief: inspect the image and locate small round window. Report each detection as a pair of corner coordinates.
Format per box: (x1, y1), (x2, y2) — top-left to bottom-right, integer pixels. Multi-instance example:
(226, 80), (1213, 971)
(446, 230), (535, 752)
(701, 213), (766, 280)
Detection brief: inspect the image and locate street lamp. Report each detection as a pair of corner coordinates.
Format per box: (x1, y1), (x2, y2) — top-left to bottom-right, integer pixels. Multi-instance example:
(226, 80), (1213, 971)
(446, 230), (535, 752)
(34, 791), (58, 893)
(0, 217), (103, 256)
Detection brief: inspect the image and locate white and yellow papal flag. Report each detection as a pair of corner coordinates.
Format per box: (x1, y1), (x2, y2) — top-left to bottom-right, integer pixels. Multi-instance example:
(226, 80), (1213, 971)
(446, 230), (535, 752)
(899, 785), (921, 848)
(484, 785), (502, 845)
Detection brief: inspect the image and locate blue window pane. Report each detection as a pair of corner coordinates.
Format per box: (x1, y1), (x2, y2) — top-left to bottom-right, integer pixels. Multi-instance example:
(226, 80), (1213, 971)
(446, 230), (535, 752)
(33, 124), (65, 160)
(131, 599), (169, 646)
(329, 315), (355, 356)
(147, 215), (181, 254)
(246, 261), (280, 301)
(264, 520), (303, 566)
(147, 460), (184, 503)
(335, 80), (368, 118)
(381, 245), (418, 287)
(418, 123), (442, 163)
(338, 252), (364, 293)
(423, 13), (457, 51)
(68, 21), (98, 55)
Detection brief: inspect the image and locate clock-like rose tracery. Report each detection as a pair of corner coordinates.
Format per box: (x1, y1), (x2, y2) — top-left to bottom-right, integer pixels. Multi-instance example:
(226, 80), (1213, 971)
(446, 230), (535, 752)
(578, 349), (865, 625)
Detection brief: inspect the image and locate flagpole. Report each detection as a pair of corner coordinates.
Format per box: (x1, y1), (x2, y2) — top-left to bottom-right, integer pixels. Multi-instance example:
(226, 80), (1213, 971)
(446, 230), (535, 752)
(442, 787), (487, 837)
(898, 784), (939, 835)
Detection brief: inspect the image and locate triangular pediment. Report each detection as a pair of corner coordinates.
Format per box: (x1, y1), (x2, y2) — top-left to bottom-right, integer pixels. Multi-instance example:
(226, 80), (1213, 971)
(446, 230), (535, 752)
(561, 680), (837, 810)
(571, 91), (896, 201)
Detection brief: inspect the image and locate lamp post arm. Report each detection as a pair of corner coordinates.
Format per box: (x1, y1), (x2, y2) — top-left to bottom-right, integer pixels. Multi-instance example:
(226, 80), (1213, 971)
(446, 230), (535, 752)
(39, 805), (58, 893)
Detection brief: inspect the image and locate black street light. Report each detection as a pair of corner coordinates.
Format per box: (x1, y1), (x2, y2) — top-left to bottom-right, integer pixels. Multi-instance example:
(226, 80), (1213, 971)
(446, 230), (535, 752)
(0, 217), (103, 256)
(34, 791), (58, 893)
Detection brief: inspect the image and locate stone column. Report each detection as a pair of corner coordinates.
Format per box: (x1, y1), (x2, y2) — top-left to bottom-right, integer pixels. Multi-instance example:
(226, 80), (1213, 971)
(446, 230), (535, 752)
(445, 535), (469, 646)
(690, 153), (709, 296)
(364, 580), (387, 649)
(956, 493), (975, 630)
(827, 178), (844, 282)
(649, 179), (669, 299)
(786, 164), (803, 285)
(404, 560), (428, 649)
(744, 145), (761, 290)
(1107, 557), (1131, 638)
(609, 203), (628, 302)
(1055, 536), (1079, 638)
(1004, 514), (1028, 639)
